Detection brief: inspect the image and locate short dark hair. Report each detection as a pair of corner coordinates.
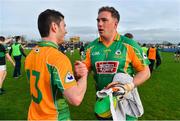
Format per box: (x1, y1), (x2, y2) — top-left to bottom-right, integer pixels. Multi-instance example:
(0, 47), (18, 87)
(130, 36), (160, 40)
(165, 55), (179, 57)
(142, 43), (146, 47)
(15, 36), (21, 42)
(124, 33), (134, 39)
(38, 9), (64, 37)
(98, 6), (120, 22)
(0, 36), (5, 42)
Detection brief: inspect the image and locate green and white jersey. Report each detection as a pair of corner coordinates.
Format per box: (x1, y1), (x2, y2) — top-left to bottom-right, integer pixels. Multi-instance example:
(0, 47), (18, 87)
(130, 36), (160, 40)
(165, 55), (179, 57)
(84, 33), (150, 90)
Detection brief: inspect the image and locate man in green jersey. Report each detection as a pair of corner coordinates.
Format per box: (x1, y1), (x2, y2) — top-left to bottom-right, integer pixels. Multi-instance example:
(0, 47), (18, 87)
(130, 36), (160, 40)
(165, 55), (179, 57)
(81, 6), (150, 120)
(9, 36), (26, 78)
(141, 43), (148, 55)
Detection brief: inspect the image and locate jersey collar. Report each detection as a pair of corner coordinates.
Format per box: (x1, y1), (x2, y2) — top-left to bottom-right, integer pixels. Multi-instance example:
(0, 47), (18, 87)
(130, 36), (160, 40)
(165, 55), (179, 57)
(98, 32), (121, 42)
(98, 33), (121, 47)
(38, 40), (58, 49)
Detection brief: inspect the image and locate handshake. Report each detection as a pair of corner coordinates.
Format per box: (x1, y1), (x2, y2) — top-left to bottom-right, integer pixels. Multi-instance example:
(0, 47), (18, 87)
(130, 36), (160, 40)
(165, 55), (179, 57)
(74, 61), (88, 79)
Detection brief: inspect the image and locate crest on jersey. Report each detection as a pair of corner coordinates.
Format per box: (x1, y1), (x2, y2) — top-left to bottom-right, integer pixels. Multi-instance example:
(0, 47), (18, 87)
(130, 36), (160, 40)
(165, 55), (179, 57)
(143, 52), (147, 59)
(65, 72), (75, 83)
(95, 61), (119, 74)
(34, 48), (40, 53)
(115, 50), (121, 55)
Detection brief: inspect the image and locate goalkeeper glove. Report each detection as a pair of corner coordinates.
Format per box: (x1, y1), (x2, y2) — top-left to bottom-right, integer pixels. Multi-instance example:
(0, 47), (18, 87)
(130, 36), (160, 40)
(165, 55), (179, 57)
(105, 82), (135, 99)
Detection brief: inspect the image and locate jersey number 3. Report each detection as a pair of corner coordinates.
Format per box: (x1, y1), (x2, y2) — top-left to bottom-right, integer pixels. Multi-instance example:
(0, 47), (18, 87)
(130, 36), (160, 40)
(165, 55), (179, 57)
(26, 69), (42, 104)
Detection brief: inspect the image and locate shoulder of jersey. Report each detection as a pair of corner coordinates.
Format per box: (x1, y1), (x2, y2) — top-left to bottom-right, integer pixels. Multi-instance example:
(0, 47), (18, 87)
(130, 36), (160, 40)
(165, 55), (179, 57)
(86, 38), (99, 50)
(121, 35), (141, 49)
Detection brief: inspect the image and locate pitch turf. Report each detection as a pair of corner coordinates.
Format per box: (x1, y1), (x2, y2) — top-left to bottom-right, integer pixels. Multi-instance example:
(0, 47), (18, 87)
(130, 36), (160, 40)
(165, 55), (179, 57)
(0, 50), (179, 120)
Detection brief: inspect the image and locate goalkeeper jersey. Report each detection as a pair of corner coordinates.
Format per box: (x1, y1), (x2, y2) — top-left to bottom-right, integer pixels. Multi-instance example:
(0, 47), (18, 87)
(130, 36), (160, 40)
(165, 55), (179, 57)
(84, 33), (150, 90)
(25, 41), (77, 120)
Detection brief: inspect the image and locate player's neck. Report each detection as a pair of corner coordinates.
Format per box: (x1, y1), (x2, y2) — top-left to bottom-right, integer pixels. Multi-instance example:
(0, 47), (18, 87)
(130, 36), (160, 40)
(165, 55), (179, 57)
(101, 31), (117, 44)
(42, 36), (58, 45)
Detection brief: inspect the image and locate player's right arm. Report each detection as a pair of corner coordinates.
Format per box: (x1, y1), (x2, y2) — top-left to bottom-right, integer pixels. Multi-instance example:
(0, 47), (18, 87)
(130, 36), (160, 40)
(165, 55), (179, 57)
(50, 53), (88, 106)
(63, 61), (88, 106)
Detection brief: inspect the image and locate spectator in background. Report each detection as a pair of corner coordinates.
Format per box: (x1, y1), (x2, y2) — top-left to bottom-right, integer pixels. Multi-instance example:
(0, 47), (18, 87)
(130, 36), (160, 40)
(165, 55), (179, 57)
(147, 45), (161, 73)
(69, 42), (74, 55)
(124, 33), (134, 39)
(174, 46), (180, 62)
(79, 43), (85, 60)
(0, 36), (15, 95)
(9, 36), (26, 78)
(124, 33), (142, 46)
(156, 46), (162, 69)
(59, 43), (67, 54)
(141, 43), (148, 55)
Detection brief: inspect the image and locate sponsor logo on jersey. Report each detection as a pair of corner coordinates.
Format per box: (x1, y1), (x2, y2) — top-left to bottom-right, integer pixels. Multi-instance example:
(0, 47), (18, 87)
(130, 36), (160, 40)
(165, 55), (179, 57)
(92, 51), (100, 56)
(65, 72), (75, 83)
(95, 61), (119, 74)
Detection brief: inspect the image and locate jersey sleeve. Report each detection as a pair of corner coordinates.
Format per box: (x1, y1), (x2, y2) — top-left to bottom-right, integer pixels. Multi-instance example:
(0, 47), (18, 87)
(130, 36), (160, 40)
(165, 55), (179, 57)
(126, 43), (150, 72)
(122, 36), (150, 67)
(47, 51), (77, 93)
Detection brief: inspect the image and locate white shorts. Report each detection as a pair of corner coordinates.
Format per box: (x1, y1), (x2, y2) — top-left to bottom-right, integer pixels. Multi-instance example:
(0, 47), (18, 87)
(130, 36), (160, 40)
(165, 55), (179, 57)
(0, 65), (6, 71)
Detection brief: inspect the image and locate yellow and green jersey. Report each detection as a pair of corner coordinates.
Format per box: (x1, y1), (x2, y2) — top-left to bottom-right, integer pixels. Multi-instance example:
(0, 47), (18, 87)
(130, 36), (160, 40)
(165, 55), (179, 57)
(25, 41), (77, 120)
(84, 33), (150, 90)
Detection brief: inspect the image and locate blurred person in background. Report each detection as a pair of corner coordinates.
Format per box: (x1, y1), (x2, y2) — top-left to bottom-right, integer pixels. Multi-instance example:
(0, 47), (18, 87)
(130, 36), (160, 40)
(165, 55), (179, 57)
(0, 36), (15, 95)
(9, 36), (26, 78)
(124, 33), (134, 39)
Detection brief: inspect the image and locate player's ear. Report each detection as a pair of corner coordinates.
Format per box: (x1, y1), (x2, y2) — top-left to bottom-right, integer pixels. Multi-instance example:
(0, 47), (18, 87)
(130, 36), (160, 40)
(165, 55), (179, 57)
(51, 22), (58, 33)
(114, 20), (118, 29)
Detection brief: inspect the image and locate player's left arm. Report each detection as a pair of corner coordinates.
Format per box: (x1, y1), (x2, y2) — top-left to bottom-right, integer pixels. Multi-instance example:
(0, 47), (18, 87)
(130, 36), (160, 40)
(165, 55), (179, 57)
(106, 46), (150, 94)
(106, 65), (150, 93)
(129, 44), (151, 87)
(132, 66), (150, 86)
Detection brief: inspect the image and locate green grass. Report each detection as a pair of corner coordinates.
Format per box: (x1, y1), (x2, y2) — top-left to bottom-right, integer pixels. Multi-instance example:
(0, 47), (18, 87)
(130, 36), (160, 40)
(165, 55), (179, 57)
(139, 52), (180, 120)
(0, 54), (30, 119)
(0, 50), (179, 120)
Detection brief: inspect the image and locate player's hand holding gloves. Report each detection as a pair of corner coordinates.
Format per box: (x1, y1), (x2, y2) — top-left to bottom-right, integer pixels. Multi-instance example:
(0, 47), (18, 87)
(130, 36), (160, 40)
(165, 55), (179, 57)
(105, 73), (135, 99)
(105, 82), (134, 98)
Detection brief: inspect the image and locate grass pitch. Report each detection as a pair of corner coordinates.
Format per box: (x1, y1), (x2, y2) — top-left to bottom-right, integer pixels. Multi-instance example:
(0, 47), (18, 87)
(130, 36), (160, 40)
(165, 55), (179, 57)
(0, 50), (179, 120)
